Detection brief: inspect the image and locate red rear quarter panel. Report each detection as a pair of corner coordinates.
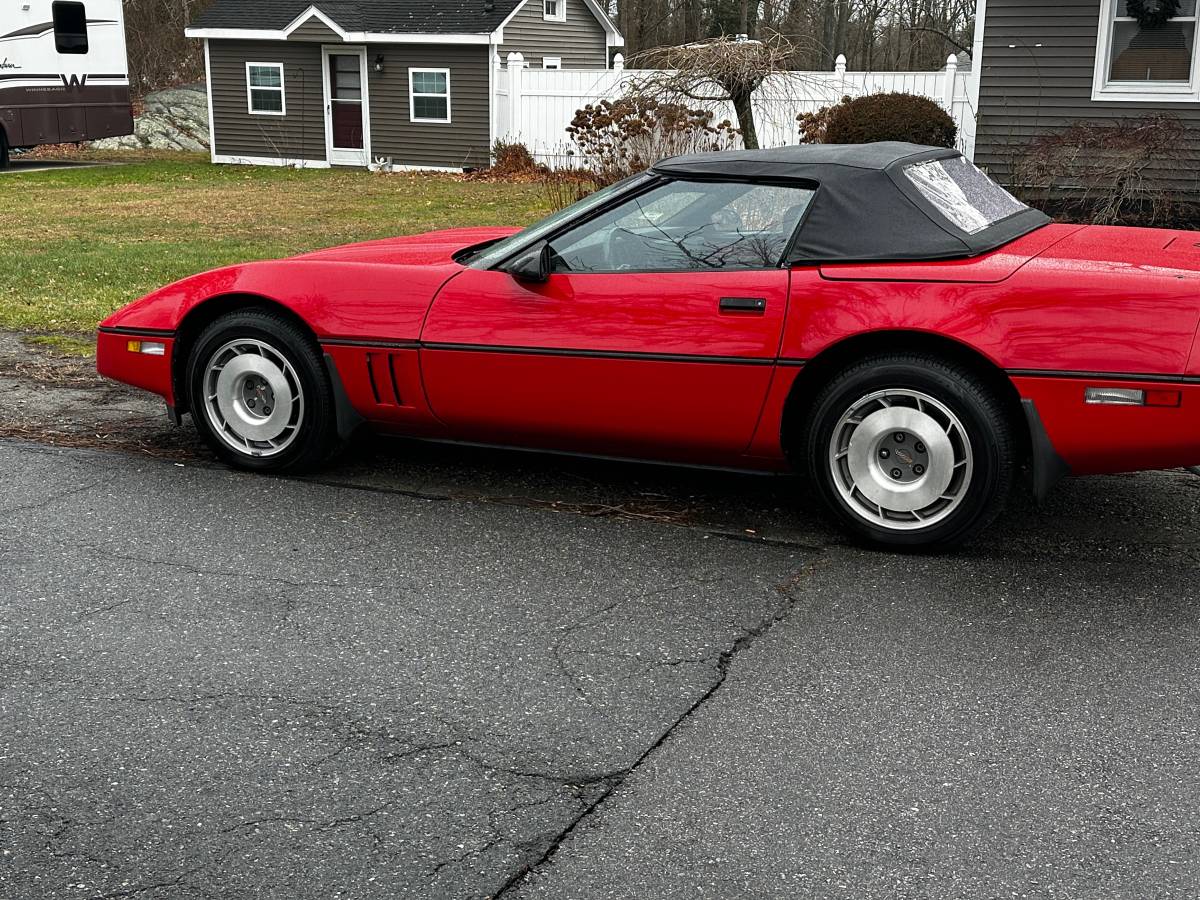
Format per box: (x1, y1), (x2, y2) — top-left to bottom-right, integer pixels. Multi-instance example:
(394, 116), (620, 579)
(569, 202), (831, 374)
(781, 223), (1200, 475)
(785, 224), (1200, 376)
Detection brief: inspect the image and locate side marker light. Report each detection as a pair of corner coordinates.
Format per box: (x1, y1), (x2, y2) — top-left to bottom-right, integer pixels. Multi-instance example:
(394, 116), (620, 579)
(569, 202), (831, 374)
(127, 340), (167, 357)
(1085, 387), (1181, 407)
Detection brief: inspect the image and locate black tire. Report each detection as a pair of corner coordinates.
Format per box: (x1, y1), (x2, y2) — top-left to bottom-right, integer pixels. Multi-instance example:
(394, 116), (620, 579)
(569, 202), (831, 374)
(0, 129), (10, 170)
(804, 353), (1015, 550)
(185, 308), (341, 472)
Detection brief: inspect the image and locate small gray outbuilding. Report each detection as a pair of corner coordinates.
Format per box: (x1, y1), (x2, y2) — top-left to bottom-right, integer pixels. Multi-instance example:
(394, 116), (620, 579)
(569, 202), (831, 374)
(186, 0), (623, 171)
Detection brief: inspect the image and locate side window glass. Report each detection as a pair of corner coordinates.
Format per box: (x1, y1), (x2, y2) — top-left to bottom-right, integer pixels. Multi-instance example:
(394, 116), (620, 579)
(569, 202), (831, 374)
(548, 180), (814, 273)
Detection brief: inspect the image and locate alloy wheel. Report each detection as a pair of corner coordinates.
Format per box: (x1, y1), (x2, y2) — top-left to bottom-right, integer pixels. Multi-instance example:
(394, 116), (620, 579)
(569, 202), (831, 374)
(827, 388), (974, 531)
(202, 338), (305, 458)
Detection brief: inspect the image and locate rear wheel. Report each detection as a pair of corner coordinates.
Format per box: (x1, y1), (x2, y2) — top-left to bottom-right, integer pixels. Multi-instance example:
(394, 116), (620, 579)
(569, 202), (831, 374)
(805, 354), (1015, 549)
(0, 129), (10, 170)
(186, 309), (340, 472)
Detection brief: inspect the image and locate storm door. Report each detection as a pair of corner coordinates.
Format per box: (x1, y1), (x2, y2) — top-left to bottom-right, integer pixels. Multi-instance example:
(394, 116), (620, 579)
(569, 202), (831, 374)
(323, 47), (369, 166)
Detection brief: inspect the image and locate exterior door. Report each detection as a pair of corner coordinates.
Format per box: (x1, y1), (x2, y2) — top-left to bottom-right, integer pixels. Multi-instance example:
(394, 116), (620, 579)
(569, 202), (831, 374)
(420, 179), (815, 464)
(323, 47), (369, 167)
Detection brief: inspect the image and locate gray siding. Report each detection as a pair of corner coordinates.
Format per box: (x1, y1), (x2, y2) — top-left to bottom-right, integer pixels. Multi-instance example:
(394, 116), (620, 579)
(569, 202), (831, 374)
(288, 19), (342, 42)
(498, 0), (608, 68)
(207, 40), (491, 169)
(368, 45), (491, 169)
(975, 0), (1200, 190)
(209, 39), (326, 161)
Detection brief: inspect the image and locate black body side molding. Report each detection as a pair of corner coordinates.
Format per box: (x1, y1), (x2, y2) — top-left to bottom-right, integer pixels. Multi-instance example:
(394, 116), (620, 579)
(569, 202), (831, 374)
(1021, 398), (1070, 502)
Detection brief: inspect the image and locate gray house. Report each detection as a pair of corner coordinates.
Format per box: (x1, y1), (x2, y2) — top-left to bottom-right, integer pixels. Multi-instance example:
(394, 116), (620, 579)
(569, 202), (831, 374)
(972, 0), (1200, 189)
(186, 0), (622, 171)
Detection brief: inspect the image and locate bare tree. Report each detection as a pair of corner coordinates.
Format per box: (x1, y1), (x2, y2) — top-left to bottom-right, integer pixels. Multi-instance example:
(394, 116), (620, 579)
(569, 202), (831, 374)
(123, 0), (214, 94)
(629, 34), (798, 149)
(614, 0), (974, 72)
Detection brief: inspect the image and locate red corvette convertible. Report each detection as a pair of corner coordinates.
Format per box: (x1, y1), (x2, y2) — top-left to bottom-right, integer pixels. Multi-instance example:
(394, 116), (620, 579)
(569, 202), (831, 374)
(98, 142), (1200, 547)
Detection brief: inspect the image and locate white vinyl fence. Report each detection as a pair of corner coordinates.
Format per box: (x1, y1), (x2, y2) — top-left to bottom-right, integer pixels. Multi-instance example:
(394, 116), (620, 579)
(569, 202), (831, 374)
(494, 53), (976, 166)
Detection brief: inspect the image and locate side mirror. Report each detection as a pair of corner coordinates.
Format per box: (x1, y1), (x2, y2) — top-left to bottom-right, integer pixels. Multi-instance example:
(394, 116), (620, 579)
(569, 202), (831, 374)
(506, 241), (550, 284)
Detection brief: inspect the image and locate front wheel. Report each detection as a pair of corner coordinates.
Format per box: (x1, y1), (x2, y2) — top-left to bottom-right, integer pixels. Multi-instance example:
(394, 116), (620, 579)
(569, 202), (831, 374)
(186, 309), (340, 472)
(805, 354), (1016, 550)
(0, 129), (10, 170)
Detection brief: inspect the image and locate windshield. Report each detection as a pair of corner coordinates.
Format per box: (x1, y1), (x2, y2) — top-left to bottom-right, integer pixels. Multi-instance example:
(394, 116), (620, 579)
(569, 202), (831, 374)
(902, 156), (1028, 235)
(467, 173), (655, 269)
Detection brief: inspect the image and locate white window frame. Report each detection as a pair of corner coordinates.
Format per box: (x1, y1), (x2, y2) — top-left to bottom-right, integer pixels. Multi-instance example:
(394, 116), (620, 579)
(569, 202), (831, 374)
(543, 0), (567, 22)
(409, 67), (451, 124)
(542, 56), (562, 69)
(246, 62), (286, 116)
(1092, 0), (1200, 101)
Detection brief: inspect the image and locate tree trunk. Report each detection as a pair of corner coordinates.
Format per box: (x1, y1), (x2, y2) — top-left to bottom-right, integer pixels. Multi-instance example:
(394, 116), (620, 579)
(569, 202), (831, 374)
(731, 88), (759, 150)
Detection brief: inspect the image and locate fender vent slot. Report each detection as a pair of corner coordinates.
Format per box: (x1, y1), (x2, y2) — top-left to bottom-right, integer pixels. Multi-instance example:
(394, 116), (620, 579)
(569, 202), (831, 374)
(366, 353), (403, 406)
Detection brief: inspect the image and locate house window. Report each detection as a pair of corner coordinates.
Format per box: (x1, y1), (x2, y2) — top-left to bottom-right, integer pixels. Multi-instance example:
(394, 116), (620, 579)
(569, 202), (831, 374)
(542, 57), (562, 70)
(410, 68), (451, 123)
(1094, 0), (1200, 100)
(544, 0), (566, 22)
(52, 2), (88, 54)
(246, 63), (286, 116)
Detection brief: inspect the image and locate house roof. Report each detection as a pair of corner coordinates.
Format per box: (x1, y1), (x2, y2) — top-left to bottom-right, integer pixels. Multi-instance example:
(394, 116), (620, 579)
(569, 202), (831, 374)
(189, 0), (615, 37)
(192, 0), (520, 35)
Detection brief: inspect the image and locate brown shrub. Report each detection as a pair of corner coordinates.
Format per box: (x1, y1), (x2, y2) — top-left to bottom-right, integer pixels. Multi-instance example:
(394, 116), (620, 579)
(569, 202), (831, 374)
(491, 140), (542, 176)
(1011, 116), (1188, 226)
(567, 95), (739, 186)
(798, 96), (850, 144)
(814, 92), (957, 148)
(539, 168), (603, 211)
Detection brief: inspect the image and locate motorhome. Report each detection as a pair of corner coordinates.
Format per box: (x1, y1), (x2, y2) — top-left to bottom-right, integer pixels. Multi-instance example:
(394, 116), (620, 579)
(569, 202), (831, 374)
(0, 0), (132, 166)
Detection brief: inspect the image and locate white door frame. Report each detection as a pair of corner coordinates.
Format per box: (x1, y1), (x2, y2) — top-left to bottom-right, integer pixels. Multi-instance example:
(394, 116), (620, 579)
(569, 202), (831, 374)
(321, 45), (371, 167)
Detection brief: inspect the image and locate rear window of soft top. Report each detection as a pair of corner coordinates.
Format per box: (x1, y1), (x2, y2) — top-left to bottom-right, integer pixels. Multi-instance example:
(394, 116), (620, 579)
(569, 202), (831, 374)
(903, 156), (1028, 235)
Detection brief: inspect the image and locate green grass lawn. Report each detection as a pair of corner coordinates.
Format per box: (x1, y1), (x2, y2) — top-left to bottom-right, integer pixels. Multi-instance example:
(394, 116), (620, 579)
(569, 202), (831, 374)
(0, 154), (550, 334)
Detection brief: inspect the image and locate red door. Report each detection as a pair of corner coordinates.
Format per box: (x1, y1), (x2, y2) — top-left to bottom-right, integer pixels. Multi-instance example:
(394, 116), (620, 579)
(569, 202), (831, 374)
(419, 267), (790, 462)
(419, 178), (816, 462)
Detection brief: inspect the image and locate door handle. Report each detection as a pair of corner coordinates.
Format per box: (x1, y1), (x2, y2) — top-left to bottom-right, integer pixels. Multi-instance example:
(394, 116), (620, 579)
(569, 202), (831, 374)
(719, 297), (767, 313)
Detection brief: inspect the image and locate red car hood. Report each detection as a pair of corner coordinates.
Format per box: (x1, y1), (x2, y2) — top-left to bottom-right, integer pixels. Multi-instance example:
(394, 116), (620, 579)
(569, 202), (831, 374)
(292, 227), (520, 266)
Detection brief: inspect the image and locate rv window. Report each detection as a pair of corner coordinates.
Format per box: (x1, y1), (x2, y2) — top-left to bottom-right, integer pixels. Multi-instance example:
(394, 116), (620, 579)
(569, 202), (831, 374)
(53, 2), (89, 55)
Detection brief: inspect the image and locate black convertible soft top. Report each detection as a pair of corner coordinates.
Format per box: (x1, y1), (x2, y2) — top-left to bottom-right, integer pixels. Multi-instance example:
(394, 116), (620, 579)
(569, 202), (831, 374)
(651, 142), (1050, 265)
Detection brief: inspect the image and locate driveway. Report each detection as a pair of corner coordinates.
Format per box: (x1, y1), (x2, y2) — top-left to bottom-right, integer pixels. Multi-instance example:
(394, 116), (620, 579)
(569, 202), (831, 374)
(0, 160), (116, 175)
(2, 432), (1199, 899)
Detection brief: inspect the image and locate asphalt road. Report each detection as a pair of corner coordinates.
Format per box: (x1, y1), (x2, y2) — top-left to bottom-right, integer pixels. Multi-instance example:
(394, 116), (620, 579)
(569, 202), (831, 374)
(2, 437), (1200, 899)
(0, 160), (113, 175)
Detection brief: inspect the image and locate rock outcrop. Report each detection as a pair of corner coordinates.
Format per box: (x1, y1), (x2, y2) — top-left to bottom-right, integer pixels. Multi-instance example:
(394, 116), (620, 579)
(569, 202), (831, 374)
(90, 84), (210, 152)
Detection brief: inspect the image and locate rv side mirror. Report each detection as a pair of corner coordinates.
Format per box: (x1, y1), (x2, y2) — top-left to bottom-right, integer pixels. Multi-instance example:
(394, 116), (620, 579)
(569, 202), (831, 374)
(506, 241), (550, 284)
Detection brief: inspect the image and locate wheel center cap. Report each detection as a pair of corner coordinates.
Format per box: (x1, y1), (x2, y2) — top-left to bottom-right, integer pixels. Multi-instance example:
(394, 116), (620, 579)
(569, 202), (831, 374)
(847, 409), (955, 512)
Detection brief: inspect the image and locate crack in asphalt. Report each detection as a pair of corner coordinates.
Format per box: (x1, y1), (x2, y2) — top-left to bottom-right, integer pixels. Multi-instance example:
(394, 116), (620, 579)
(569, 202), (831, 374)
(87, 853), (234, 900)
(0, 474), (116, 517)
(220, 800), (397, 836)
(490, 558), (827, 898)
(543, 576), (731, 719)
(1, 438), (835, 897)
(75, 547), (348, 593)
(32, 555), (832, 898)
